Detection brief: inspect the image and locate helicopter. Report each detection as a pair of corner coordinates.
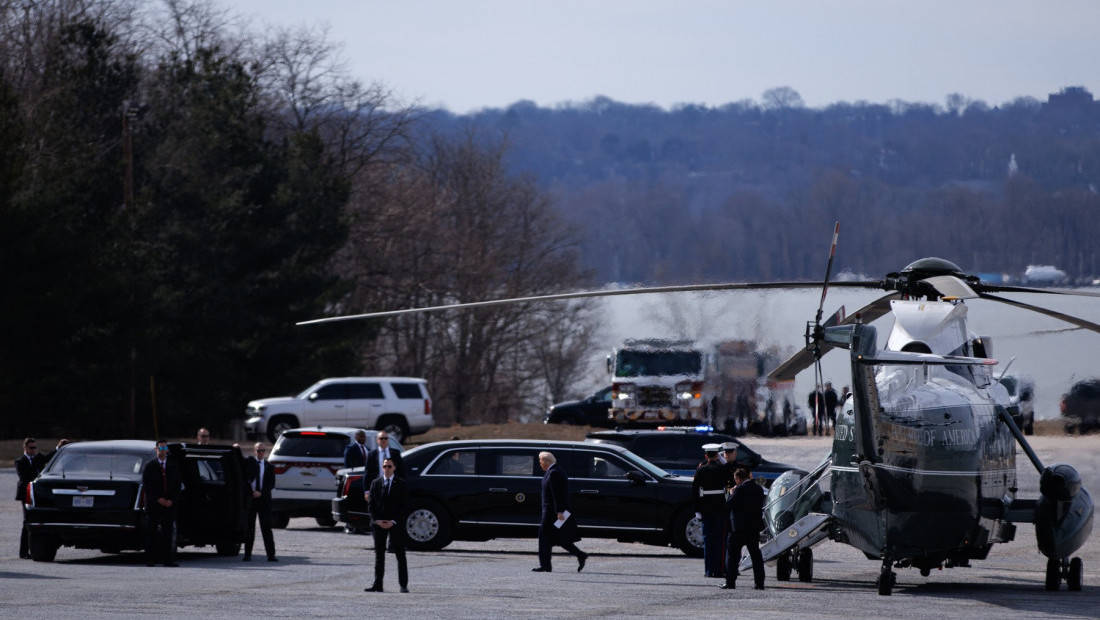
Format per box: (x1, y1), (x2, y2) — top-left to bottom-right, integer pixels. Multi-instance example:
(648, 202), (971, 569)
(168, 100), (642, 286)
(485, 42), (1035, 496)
(298, 224), (1099, 595)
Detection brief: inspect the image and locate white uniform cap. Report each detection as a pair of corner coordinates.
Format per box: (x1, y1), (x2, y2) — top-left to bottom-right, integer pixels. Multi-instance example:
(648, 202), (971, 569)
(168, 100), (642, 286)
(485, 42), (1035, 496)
(702, 443), (722, 452)
(721, 442), (738, 451)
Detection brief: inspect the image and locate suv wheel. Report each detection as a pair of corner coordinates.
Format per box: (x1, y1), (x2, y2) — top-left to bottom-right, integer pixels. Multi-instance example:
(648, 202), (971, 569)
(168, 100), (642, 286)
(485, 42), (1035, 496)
(377, 415), (410, 444)
(404, 499), (453, 551)
(267, 416), (299, 443)
(272, 512), (291, 529)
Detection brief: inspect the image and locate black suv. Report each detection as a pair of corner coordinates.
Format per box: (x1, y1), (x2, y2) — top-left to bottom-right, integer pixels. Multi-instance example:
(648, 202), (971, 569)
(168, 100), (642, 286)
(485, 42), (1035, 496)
(584, 428), (802, 486)
(1062, 378), (1100, 434)
(544, 386), (614, 427)
(332, 439), (704, 556)
(23, 440), (250, 562)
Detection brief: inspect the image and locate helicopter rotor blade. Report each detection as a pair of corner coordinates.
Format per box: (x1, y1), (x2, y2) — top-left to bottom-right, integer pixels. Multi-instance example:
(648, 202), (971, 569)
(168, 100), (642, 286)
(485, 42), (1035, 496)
(298, 279), (884, 326)
(815, 222), (840, 326)
(980, 293), (1100, 336)
(768, 292), (899, 381)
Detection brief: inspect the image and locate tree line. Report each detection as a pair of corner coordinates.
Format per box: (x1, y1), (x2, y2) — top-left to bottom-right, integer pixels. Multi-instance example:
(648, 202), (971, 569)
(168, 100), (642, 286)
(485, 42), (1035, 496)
(431, 89), (1100, 284)
(0, 0), (592, 439)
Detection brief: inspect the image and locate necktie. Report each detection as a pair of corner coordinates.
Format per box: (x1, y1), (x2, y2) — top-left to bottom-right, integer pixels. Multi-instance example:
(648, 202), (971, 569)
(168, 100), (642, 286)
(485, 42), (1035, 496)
(360, 444), (367, 461)
(160, 461), (166, 491)
(385, 479), (390, 495)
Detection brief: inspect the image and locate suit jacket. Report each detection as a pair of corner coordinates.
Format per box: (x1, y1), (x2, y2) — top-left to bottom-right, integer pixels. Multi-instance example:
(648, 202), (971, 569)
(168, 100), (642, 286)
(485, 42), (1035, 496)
(15, 453), (48, 501)
(142, 456), (182, 507)
(343, 441), (369, 469)
(367, 475), (408, 524)
(541, 463), (580, 543)
(726, 479), (766, 535)
(246, 456), (276, 499)
(365, 447), (404, 482)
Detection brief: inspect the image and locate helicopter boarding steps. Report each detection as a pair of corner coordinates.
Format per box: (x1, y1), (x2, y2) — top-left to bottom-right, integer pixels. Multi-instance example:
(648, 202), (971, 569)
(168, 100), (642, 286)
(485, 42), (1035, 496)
(739, 512), (833, 572)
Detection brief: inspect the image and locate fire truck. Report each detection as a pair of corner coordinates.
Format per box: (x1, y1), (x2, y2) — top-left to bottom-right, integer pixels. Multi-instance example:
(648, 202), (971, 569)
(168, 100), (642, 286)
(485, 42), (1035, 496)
(607, 339), (706, 425)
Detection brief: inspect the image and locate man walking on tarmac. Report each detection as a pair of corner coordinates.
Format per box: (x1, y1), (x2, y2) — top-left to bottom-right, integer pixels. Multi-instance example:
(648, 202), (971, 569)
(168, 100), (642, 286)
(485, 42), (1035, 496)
(692, 443), (728, 578)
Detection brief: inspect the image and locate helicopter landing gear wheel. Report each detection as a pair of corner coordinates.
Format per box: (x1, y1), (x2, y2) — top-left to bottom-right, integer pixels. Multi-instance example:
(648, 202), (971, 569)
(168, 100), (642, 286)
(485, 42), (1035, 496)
(1045, 557), (1062, 591)
(797, 547), (814, 582)
(1068, 557), (1083, 591)
(776, 552), (792, 581)
(877, 561), (896, 596)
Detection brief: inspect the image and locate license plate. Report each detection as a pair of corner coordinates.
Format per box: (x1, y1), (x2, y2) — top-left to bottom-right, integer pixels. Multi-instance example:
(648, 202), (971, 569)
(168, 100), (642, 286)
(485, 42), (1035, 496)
(73, 496), (94, 508)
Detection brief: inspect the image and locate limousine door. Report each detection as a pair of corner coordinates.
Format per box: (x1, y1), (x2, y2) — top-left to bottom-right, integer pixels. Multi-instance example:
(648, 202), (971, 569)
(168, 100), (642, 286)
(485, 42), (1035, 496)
(474, 447), (543, 533)
(567, 448), (658, 533)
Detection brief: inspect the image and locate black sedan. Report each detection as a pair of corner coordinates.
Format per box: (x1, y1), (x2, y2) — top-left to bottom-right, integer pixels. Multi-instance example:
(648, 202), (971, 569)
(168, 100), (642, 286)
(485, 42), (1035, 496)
(584, 428), (803, 486)
(332, 439), (704, 556)
(23, 440), (250, 561)
(543, 386), (614, 427)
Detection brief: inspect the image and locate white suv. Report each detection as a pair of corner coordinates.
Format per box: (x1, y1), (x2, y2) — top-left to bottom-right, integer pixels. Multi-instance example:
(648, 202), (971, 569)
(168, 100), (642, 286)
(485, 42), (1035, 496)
(244, 377), (433, 443)
(267, 427), (402, 528)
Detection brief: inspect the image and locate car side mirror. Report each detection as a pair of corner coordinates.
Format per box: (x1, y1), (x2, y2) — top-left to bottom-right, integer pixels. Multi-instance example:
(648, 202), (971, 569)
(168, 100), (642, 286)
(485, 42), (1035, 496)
(308, 392), (319, 402)
(625, 471), (647, 485)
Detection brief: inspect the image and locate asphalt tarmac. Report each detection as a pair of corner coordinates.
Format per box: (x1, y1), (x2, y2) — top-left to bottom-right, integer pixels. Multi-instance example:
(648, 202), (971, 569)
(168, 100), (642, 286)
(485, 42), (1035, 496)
(2, 435), (1098, 619)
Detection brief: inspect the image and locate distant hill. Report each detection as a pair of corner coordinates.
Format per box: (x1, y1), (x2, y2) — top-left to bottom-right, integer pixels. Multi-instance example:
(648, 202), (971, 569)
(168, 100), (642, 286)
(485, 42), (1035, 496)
(426, 88), (1100, 285)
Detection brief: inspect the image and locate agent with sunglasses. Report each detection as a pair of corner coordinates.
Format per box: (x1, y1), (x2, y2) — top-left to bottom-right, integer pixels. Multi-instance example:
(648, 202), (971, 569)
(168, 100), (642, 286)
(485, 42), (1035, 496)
(365, 432), (405, 482)
(142, 439), (182, 566)
(364, 458), (409, 593)
(243, 442), (277, 562)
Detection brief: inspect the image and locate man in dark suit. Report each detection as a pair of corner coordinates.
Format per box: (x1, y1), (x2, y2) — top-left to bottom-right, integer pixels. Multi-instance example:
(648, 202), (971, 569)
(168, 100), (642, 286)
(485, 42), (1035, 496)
(364, 458), (409, 593)
(723, 467), (766, 590)
(142, 439), (182, 567)
(344, 430), (370, 469)
(533, 451), (587, 573)
(15, 438), (48, 559)
(365, 432), (404, 482)
(244, 441), (277, 562)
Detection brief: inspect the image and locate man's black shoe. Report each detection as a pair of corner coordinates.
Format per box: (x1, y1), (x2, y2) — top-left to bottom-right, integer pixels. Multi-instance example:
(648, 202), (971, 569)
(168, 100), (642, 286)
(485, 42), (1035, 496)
(400, 587), (409, 593)
(754, 585), (765, 590)
(364, 585), (383, 592)
(531, 567), (551, 572)
(720, 583), (736, 589)
(242, 555), (251, 561)
(165, 562), (179, 567)
(577, 553), (587, 573)
(267, 557), (278, 562)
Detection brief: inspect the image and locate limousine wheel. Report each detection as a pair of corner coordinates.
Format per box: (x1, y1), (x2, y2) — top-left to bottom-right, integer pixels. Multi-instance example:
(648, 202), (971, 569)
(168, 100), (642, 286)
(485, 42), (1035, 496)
(674, 509), (704, 557)
(404, 499), (453, 551)
(30, 534), (58, 562)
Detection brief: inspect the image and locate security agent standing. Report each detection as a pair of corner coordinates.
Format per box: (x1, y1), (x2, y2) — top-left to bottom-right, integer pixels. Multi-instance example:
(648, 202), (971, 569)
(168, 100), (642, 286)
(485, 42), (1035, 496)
(692, 443), (729, 578)
(344, 430), (370, 469)
(142, 439), (182, 567)
(15, 438), (48, 559)
(723, 467), (766, 590)
(366, 432), (405, 482)
(244, 442), (277, 562)
(364, 458), (409, 593)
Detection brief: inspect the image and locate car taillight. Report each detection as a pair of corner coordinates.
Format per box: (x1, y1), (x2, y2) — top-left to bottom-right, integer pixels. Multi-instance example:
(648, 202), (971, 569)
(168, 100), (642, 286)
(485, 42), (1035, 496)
(425, 399), (431, 415)
(342, 474), (364, 496)
(326, 464), (343, 474)
(24, 483), (33, 507)
(273, 463), (290, 474)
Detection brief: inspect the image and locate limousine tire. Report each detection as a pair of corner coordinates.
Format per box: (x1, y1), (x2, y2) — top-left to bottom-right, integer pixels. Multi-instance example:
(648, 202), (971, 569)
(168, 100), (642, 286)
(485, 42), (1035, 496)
(215, 538), (241, 556)
(673, 509), (704, 557)
(404, 499), (453, 551)
(30, 534), (58, 562)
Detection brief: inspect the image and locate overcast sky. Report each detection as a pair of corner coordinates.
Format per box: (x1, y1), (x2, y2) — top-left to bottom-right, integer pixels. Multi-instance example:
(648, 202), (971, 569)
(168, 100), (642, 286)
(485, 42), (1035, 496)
(225, 1), (1100, 114)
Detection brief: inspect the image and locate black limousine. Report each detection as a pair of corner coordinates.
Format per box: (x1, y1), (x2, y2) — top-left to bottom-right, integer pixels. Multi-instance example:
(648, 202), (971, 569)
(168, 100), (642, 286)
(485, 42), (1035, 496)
(332, 439), (704, 556)
(22, 440), (251, 561)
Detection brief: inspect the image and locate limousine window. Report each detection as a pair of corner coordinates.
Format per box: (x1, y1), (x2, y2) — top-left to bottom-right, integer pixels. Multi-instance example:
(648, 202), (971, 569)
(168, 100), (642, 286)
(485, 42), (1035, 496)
(488, 450), (541, 477)
(573, 451), (633, 479)
(424, 450), (476, 475)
